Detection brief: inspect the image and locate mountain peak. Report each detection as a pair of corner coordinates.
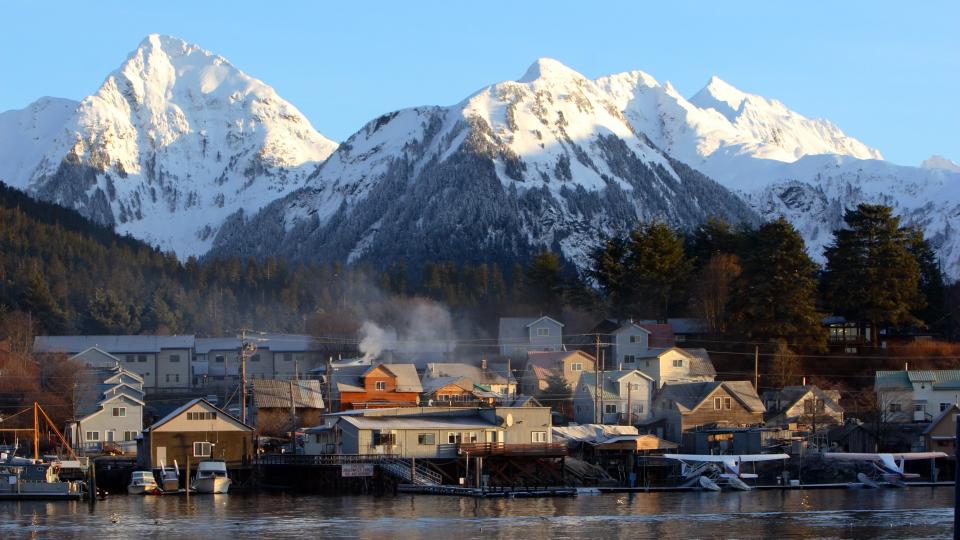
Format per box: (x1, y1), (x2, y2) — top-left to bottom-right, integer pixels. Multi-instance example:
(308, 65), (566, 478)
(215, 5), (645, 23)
(518, 57), (583, 83)
(689, 75), (749, 122)
(921, 155), (960, 173)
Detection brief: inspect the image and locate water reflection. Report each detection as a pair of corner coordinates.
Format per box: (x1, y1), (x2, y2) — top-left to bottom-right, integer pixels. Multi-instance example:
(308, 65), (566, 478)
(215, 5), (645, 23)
(0, 488), (952, 539)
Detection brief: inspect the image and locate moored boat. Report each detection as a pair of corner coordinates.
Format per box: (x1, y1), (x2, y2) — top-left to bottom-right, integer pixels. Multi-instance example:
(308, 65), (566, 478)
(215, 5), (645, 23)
(192, 460), (231, 494)
(155, 461), (180, 492)
(128, 470), (160, 495)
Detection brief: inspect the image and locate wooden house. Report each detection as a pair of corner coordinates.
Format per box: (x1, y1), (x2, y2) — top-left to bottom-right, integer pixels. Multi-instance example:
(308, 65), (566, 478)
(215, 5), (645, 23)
(651, 381), (765, 443)
(250, 379), (325, 434)
(763, 385), (844, 428)
(522, 350), (596, 395)
(138, 398), (253, 469)
(924, 404), (960, 456)
(329, 363), (423, 411)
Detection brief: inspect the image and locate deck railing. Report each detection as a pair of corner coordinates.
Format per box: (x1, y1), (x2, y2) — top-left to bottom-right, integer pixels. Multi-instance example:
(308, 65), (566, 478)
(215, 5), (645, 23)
(457, 442), (567, 457)
(258, 453), (398, 466)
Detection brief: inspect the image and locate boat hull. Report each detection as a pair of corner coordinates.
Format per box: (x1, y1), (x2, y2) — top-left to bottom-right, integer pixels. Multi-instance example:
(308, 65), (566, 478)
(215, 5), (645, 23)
(192, 477), (231, 494)
(127, 484), (160, 495)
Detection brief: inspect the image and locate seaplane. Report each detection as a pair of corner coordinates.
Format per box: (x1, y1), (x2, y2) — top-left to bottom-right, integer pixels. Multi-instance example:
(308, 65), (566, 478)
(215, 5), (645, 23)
(662, 453), (790, 491)
(823, 451), (948, 488)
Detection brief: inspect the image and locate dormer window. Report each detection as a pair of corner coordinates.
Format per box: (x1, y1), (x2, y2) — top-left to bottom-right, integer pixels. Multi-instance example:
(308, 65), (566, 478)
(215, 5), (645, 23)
(537, 328), (550, 337)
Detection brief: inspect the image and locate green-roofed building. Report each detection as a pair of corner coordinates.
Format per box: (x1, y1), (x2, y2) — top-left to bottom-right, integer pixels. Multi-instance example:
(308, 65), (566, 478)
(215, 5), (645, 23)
(875, 370), (960, 423)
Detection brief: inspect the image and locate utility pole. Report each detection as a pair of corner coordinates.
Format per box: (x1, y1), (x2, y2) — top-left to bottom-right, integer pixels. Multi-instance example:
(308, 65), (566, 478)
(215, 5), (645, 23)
(754, 345), (759, 391)
(288, 378), (297, 444)
(626, 381), (632, 426)
(239, 330), (257, 425)
(594, 335), (600, 424)
(600, 349), (605, 424)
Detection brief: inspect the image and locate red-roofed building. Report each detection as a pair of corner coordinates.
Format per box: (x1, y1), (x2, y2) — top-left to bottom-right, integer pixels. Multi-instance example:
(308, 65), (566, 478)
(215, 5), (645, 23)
(637, 323), (676, 348)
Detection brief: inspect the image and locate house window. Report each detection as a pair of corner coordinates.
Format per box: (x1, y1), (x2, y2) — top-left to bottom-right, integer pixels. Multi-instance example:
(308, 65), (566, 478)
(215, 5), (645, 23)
(170, 354), (180, 363)
(605, 404), (617, 414)
(536, 328), (550, 337)
(624, 355), (636, 364)
(629, 335), (640, 343)
(634, 404), (644, 413)
(193, 442), (212, 457)
(165, 374), (171, 382)
(283, 353), (293, 362)
(914, 404), (925, 412)
(629, 383), (641, 391)
(571, 363), (583, 372)
(714, 397), (722, 410)
(448, 432), (462, 444)
(676, 335), (686, 343)
(888, 403), (902, 412)
(373, 432), (396, 446)
(724, 397), (732, 410)
(125, 355), (135, 363)
(138, 355), (147, 363)
(531, 431), (548, 443)
(112, 407), (126, 417)
(941, 403), (951, 412)
(672, 359), (683, 368)
(644, 360), (650, 368)
(418, 433), (435, 445)
(251, 354), (260, 362)
(175, 374), (180, 383)
(375, 381), (386, 391)
(123, 431), (137, 441)
(85, 431), (99, 441)
(187, 412), (217, 420)
(215, 355), (225, 363)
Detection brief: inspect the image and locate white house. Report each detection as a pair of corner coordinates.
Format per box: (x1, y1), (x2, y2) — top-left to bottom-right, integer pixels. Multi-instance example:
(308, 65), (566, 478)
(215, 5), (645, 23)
(498, 316), (564, 359)
(66, 365), (145, 454)
(875, 370), (960, 423)
(630, 347), (717, 387)
(573, 370), (655, 425)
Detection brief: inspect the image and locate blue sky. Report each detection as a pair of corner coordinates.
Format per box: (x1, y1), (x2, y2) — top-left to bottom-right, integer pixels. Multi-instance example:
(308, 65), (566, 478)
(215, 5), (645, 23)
(1, 1), (956, 165)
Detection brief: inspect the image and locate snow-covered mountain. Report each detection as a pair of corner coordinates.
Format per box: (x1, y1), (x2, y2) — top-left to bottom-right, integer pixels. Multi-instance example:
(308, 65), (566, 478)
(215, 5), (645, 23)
(0, 97), (79, 189)
(208, 58), (757, 269)
(597, 70), (960, 278)
(13, 34), (337, 256)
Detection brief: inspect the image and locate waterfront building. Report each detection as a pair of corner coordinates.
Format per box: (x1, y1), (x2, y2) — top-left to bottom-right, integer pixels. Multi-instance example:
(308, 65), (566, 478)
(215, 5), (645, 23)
(250, 379), (325, 434)
(762, 385), (844, 428)
(421, 361), (518, 397)
(303, 406), (557, 459)
(138, 398), (253, 469)
(193, 334), (326, 387)
(924, 403), (960, 455)
(522, 350), (596, 395)
(328, 363), (423, 411)
(65, 364), (145, 454)
(650, 381), (765, 444)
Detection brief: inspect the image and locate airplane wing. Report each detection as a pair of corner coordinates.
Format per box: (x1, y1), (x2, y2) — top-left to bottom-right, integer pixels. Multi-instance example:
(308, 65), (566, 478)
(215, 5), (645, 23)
(662, 454), (788, 463)
(661, 454), (729, 463)
(888, 452), (948, 460)
(825, 452), (947, 462)
(737, 454), (790, 462)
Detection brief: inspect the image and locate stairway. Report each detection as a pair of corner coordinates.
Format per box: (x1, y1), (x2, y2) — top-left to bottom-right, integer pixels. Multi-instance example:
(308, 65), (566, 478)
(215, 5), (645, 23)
(379, 459), (442, 486)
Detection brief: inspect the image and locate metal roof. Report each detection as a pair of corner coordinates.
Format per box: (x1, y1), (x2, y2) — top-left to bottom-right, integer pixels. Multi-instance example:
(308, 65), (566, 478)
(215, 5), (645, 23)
(875, 370), (960, 390)
(34, 335), (195, 354)
(658, 381), (765, 413)
(147, 398), (252, 432)
(195, 334), (320, 354)
(498, 316), (563, 345)
(339, 414), (496, 430)
(577, 370), (653, 400)
(251, 379), (325, 409)
(422, 362), (515, 385)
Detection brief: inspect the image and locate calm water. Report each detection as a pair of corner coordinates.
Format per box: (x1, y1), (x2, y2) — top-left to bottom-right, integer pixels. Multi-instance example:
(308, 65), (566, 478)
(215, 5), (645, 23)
(0, 488), (954, 539)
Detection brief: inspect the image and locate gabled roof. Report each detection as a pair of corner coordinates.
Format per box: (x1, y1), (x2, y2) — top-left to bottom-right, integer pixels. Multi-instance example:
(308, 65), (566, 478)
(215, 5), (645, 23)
(147, 398), (252, 432)
(578, 370), (653, 400)
(678, 348), (717, 377)
(876, 370), (960, 391)
(421, 376), (476, 396)
(525, 316), (564, 328)
(97, 392), (145, 407)
(526, 350), (595, 369)
(251, 379), (324, 409)
(423, 362), (516, 386)
(612, 322), (651, 335)
(635, 323), (675, 348)
(530, 364), (559, 383)
(763, 385), (842, 412)
(374, 363), (423, 392)
(658, 381), (765, 413)
(498, 316), (563, 344)
(103, 368), (144, 385)
(340, 414), (495, 431)
(69, 346), (120, 365)
(34, 335), (195, 354)
(924, 404), (960, 435)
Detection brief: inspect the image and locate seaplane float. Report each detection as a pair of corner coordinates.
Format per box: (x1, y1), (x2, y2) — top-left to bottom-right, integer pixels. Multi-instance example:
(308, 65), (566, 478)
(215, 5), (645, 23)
(662, 453), (790, 491)
(823, 451), (948, 488)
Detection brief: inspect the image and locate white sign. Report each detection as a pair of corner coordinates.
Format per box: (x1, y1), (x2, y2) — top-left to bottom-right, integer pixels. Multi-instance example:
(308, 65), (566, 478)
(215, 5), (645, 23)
(341, 463), (374, 477)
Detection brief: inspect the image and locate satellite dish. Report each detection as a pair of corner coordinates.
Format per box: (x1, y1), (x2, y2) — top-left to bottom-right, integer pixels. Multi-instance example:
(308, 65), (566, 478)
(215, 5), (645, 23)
(505, 413), (514, 427)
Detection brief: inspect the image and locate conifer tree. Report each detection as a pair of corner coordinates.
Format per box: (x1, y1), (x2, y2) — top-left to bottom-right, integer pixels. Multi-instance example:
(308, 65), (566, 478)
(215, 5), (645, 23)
(625, 222), (691, 319)
(822, 204), (923, 343)
(729, 218), (825, 348)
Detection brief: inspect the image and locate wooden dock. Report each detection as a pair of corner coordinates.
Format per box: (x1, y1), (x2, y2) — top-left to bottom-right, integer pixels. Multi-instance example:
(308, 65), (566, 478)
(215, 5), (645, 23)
(591, 480), (956, 494)
(398, 484), (577, 498)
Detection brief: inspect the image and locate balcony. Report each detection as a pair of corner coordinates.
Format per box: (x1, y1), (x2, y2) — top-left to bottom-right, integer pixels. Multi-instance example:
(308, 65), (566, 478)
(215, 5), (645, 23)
(457, 442), (567, 457)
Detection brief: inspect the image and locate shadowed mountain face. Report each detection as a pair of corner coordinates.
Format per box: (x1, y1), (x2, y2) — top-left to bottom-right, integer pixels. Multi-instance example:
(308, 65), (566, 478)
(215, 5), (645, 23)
(208, 60), (758, 271)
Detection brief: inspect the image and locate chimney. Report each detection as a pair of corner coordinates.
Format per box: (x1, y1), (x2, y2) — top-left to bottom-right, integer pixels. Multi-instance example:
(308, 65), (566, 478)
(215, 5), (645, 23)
(802, 376), (806, 386)
(905, 362), (909, 371)
(481, 357), (487, 371)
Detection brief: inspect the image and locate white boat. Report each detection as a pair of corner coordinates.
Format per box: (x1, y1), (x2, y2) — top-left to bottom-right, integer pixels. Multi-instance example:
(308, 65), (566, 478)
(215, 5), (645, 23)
(192, 460), (231, 494)
(156, 461), (180, 492)
(128, 470), (160, 495)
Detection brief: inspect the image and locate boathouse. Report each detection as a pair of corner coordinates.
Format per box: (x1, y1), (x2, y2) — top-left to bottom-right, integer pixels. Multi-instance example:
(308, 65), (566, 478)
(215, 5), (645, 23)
(138, 398), (253, 469)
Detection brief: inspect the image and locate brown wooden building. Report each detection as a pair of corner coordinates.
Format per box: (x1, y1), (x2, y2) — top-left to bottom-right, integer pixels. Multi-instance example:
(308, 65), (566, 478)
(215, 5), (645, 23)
(651, 381), (765, 443)
(138, 398), (253, 469)
(330, 363), (423, 411)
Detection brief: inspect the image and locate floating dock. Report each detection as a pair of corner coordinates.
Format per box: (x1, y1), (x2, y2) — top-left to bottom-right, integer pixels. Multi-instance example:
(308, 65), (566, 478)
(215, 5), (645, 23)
(398, 484), (577, 498)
